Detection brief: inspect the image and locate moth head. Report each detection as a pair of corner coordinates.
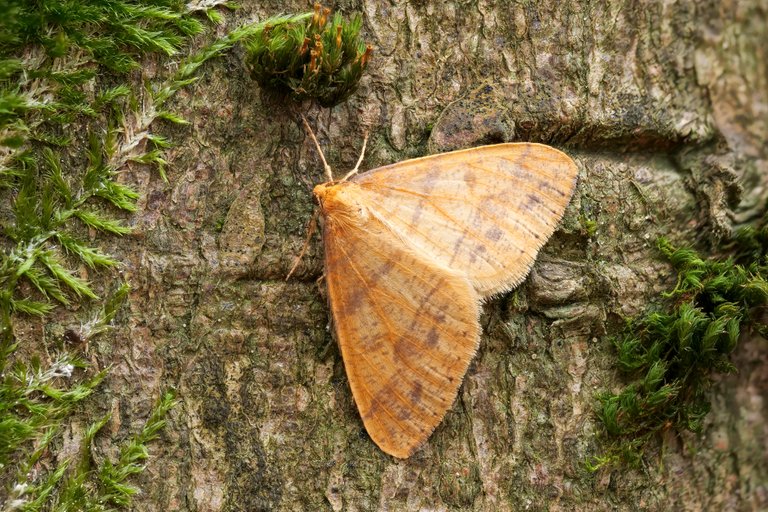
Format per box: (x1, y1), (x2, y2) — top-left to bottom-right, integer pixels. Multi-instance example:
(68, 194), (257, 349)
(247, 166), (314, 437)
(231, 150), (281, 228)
(312, 182), (333, 204)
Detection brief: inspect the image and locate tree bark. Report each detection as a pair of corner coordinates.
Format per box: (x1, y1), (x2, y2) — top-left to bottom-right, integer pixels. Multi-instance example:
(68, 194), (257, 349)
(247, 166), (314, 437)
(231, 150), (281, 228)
(89, 0), (768, 510)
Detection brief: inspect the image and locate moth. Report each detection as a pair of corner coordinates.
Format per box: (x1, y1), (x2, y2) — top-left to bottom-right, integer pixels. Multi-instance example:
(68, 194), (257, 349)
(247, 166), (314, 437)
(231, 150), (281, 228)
(294, 119), (578, 458)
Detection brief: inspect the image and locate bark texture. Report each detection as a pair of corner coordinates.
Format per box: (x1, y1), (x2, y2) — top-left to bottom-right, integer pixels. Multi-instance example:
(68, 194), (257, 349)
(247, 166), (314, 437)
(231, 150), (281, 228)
(62, 0), (768, 510)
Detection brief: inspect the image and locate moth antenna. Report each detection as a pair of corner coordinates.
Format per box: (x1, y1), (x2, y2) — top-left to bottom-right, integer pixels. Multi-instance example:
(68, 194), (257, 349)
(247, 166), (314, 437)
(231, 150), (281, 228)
(286, 208), (320, 281)
(341, 131), (369, 182)
(301, 114), (333, 182)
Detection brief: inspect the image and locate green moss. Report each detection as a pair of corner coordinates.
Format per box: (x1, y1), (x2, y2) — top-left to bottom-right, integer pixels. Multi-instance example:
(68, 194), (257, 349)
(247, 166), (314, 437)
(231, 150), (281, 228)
(96, 391), (177, 508)
(590, 229), (768, 470)
(0, 282), (178, 510)
(0, 1), (322, 508)
(244, 3), (371, 107)
(579, 215), (598, 237)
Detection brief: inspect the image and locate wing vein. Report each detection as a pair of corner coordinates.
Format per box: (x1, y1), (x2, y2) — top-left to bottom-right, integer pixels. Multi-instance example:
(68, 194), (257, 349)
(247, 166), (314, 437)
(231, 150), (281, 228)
(370, 184), (546, 253)
(402, 198), (506, 265)
(347, 233), (475, 333)
(334, 242), (460, 395)
(462, 161), (568, 210)
(332, 273), (429, 438)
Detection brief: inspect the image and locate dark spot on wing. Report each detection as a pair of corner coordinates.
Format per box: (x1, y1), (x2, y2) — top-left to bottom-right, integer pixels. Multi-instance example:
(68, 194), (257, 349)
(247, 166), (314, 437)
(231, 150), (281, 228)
(486, 226), (503, 241)
(362, 396), (379, 420)
(371, 258), (395, 281)
(343, 286), (366, 315)
(410, 381), (423, 404)
(526, 193), (542, 207)
(394, 334), (416, 363)
(448, 232), (466, 265)
(364, 383), (412, 423)
(407, 279), (446, 331)
(410, 200), (424, 225)
(423, 166), (441, 187)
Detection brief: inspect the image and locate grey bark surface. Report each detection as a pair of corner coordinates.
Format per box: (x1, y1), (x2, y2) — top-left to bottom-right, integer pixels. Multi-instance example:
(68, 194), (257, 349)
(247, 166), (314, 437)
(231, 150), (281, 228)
(71, 1), (768, 510)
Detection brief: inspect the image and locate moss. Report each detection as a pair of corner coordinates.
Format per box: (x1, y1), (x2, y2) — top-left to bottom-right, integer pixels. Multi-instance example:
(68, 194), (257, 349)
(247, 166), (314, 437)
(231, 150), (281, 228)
(579, 215), (598, 238)
(437, 460), (483, 508)
(0, 285), (177, 509)
(0, 1), (320, 508)
(244, 2), (371, 108)
(590, 227), (768, 470)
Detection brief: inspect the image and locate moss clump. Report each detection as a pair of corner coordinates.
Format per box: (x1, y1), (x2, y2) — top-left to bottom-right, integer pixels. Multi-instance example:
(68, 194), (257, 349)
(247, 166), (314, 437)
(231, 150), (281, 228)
(0, 283), (178, 510)
(579, 215), (598, 237)
(590, 233), (768, 470)
(244, 2), (372, 107)
(0, 0), (204, 69)
(1, 1), (315, 508)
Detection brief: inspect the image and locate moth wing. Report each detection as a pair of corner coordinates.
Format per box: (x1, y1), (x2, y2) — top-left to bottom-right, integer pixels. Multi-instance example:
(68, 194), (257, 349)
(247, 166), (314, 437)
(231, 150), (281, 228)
(322, 210), (480, 458)
(353, 143), (578, 297)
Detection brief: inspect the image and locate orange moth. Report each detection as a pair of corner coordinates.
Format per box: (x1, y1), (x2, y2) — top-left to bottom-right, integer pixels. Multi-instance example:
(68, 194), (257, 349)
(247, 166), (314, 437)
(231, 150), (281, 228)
(295, 119), (578, 458)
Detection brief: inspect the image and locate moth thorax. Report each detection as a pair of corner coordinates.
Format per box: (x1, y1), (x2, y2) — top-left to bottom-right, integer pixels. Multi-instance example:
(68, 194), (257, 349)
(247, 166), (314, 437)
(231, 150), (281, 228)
(314, 182), (368, 219)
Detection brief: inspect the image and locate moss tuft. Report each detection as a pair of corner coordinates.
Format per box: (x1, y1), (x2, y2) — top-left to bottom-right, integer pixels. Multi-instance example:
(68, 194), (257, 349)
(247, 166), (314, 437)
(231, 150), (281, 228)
(244, 2), (372, 107)
(590, 230), (768, 470)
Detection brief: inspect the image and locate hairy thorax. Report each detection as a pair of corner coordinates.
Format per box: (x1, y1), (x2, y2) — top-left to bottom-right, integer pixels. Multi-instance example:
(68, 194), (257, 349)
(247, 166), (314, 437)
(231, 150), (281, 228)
(314, 181), (371, 226)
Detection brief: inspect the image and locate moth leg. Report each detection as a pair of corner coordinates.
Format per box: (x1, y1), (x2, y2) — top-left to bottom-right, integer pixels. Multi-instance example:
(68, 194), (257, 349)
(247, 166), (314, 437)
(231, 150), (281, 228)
(341, 131), (369, 182)
(285, 208), (320, 281)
